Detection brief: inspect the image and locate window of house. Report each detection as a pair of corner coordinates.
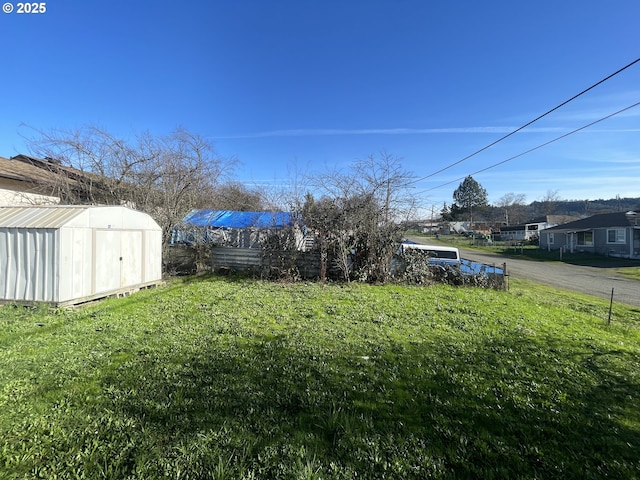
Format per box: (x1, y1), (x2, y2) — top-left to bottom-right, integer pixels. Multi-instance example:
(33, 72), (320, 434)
(548, 233), (554, 245)
(607, 228), (626, 244)
(576, 231), (593, 246)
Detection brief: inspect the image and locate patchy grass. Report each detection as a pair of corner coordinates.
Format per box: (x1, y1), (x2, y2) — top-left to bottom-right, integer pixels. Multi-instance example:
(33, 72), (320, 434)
(617, 267), (640, 280)
(1, 277), (639, 479)
(497, 248), (640, 267)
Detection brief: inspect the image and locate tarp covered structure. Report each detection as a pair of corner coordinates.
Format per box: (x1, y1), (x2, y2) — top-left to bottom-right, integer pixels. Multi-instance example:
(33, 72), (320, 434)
(182, 209), (295, 229)
(171, 209), (301, 247)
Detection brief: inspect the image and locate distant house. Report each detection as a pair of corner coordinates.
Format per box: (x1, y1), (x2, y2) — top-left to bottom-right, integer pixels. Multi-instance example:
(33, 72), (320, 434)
(499, 223), (533, 241)
(540, 211), (640, 259)
(499, 215), (579, 242)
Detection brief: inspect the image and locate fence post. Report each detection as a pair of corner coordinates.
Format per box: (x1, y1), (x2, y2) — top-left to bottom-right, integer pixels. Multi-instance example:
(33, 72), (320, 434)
(608, 288), (614, 325)
(503, 262), (508, 291)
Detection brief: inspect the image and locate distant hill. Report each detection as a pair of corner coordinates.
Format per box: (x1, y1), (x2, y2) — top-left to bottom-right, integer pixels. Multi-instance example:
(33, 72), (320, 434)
(420, 197), (640, 226)
(529, 197), (640, 217)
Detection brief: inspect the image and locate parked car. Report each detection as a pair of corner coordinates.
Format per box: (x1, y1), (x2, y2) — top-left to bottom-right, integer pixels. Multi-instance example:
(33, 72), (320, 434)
(398, 243), (461, 266)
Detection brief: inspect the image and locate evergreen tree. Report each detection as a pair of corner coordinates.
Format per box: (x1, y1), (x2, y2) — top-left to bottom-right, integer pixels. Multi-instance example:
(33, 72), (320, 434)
(440, 202), (453, 221)
(452, 176), (488, 225)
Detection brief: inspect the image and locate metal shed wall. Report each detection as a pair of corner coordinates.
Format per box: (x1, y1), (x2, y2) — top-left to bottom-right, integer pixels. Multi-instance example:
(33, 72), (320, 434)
(0, 206), (162, 305)
(0, 228), (58, 302)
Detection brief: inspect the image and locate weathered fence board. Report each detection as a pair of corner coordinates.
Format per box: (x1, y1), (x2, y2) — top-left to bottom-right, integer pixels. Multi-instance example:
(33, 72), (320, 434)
(168, 245), (506, 288)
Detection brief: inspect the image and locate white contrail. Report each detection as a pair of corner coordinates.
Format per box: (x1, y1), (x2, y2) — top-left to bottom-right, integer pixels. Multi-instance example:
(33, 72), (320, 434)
(211, 126), (570, 139)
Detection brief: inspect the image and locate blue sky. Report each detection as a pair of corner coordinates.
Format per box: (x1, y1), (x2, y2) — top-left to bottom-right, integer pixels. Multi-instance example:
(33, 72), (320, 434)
(1, 1), (639, 212)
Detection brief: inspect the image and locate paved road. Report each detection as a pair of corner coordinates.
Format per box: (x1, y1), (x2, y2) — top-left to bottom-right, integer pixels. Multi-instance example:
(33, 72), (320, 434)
(405, 237), (640, 307)
(460, 248), (639, 307)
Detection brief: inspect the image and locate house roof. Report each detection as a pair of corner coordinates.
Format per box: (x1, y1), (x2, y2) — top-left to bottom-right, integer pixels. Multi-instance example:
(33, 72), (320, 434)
(181, 209), (296, 229)
(0, 154), (84, 188)
(500, 215), (581, 232)
(547, 215), (582, 225)
(500, 225), (526, 232)
(545, 211), (639, 232)
(0, 155), (57, 185)
(1, 154), (137, 206)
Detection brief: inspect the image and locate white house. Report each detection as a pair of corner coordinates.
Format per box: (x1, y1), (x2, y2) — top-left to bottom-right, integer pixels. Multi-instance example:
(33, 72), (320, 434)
(499, 215), (579, 242)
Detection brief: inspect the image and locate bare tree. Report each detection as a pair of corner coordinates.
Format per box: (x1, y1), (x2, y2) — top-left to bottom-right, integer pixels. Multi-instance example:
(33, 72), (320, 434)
(211, 181), (265, 211)
(496, 192), (527, 225)
(537, 189), (561, 217)
(23, 124), (236, 251)
(304, 152), (417, 283)
(354, 152), (417, 224)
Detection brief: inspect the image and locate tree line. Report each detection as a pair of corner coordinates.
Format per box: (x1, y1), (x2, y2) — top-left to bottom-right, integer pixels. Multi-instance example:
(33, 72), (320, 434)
(440, 177), (639, 227)
(23, 125), (418, 282)
(22, 125), (638, 281)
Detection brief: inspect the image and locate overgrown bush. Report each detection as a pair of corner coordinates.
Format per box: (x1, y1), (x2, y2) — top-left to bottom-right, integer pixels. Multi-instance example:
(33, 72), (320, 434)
(260, 228), (302, 281)
(397, 249), (434, 285)
(399, 253), (465, 287)
(398, 249), (503, 289)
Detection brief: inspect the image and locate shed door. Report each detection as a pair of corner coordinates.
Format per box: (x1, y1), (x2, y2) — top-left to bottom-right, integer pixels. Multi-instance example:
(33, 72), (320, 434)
(120, 230), (143, 286)
(94, 230), (143, 294)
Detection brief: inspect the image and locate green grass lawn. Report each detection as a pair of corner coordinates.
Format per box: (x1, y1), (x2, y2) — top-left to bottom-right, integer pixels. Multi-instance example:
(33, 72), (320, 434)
(617, 267), (640, 280)
(1, 277), (639, 479)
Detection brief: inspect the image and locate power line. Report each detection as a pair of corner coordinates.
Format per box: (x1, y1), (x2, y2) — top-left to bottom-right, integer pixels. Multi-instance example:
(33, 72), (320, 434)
(410, 56), (640, 184)
(417, 101), (640, 194)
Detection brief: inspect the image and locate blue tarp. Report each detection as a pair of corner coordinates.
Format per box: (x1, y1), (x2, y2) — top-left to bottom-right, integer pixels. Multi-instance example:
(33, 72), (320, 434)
(181, 210), (296, 229)
(460, 258), (504, 276)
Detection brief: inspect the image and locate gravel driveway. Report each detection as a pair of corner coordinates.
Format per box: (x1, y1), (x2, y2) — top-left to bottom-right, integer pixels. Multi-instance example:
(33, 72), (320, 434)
(404, 237), (640, 307)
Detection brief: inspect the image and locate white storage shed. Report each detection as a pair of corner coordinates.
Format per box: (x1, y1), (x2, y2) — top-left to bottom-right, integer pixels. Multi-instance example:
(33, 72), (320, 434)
(0, 205), (162, 306)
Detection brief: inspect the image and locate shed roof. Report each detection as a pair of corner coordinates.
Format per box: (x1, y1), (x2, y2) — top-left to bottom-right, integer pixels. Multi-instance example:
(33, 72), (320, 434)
(0, 205), (160, 230)
(182, 209), (296, 229)
(0, 206), (87, 228)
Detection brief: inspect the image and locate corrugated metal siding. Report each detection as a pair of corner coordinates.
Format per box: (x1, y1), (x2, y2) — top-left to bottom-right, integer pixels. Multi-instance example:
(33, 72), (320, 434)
(58, 226), (92, 302)
(0, 228), (57, 302)
(211, 247), (263, 271)
(0, 206), (163, 305)
(0, 206), (85, 228)
(210, 246), (332, 279)
(144, 229), (163, 281)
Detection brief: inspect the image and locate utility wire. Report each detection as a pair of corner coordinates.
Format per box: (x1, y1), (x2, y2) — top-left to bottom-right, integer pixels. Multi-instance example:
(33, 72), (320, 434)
(417, 101), (640, 194)
(410, 56), (640, 184)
